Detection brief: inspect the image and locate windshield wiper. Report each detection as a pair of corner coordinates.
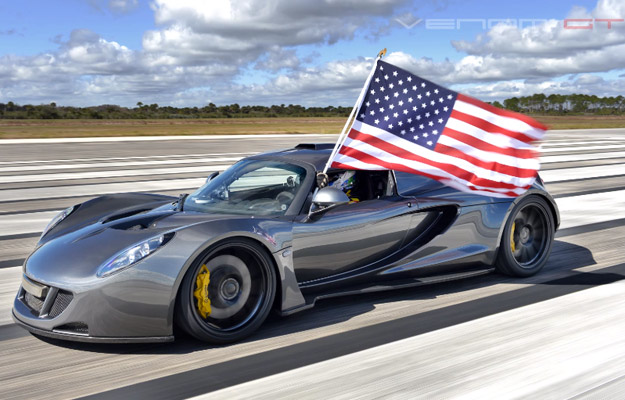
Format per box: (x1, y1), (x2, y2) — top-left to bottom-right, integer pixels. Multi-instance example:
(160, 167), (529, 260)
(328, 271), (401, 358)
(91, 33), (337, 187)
(176, 193), (189, 211)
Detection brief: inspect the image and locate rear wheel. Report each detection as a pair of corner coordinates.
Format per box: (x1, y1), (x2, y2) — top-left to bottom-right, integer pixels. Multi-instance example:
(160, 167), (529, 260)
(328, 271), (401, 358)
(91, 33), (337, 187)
(496, 196), (555, 277)
(176, 239), (276, 344)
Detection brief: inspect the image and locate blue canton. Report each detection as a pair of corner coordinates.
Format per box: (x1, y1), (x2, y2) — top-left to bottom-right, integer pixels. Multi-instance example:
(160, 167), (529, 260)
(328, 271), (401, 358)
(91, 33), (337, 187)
(356, 60), (458, 149)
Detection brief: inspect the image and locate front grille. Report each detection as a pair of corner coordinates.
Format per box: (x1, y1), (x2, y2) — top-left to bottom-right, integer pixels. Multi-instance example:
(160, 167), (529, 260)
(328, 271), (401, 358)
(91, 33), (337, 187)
(53, 322), (88, 335)
(48, 291), (73, 318)
(24, 292), (44, 313)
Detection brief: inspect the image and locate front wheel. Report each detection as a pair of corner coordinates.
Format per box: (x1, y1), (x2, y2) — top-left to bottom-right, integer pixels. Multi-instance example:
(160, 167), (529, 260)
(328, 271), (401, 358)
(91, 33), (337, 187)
(175, 239), (276, 344)
(496, 195), (555, 277)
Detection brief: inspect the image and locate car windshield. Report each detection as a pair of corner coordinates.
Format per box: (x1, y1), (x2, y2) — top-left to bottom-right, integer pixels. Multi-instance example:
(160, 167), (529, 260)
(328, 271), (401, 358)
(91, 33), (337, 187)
(184, 159), (308, 216)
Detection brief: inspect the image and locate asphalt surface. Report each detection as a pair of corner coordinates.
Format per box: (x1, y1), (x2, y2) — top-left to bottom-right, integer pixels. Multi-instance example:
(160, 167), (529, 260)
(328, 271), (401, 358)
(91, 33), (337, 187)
(1, 130), (625, 399)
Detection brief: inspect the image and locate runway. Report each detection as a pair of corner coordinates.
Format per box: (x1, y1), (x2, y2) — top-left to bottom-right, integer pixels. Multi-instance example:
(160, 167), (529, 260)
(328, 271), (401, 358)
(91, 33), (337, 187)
(1, 130), (625, 399)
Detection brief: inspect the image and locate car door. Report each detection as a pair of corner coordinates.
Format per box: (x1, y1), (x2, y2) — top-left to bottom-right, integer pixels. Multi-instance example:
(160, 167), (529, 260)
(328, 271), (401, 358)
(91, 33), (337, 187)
(291, 195), (415, 283)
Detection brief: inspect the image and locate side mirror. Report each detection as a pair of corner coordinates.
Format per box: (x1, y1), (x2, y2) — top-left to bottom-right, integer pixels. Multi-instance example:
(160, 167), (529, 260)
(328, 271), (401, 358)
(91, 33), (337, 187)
(312, 187), (350, 208)
(206, 171), (219, 183)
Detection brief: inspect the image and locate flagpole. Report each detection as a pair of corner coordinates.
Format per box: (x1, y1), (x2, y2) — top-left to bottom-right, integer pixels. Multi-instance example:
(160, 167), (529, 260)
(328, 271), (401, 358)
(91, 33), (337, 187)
(321, 48), (387, 175)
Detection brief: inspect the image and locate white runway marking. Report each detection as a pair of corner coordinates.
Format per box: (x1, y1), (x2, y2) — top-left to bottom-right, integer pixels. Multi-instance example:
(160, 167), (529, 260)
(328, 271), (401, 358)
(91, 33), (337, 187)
(0, 177), (206, 203)
(0, 152), (254, 166)
(0, 164), (233, 184)
(0, 157), (244, 173)
(541, 163), (625, 183)
(541, 144), (625, 153)
(541, 150), (625, 164)
(0, 266), (21, 326)
(554, 189), (625, 230)
(203, 280), (625, 400)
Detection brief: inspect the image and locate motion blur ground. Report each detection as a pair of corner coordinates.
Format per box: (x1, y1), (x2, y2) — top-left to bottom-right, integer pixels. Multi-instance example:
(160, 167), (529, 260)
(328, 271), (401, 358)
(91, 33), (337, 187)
(1, 130), (625, 398)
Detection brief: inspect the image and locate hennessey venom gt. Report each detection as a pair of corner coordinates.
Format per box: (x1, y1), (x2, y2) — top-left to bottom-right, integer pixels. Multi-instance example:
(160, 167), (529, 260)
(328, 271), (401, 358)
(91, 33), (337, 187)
(13, 143), (559, 344)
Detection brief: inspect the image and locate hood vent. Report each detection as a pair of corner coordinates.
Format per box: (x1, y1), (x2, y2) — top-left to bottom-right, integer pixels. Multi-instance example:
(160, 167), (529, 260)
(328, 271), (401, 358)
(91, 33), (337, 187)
(101, 208), (151, 224)
(109, 212), (174, 231)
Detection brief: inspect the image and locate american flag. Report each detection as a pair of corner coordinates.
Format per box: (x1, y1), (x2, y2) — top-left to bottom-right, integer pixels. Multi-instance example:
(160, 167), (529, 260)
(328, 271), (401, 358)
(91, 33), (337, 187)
(330, 60), (547, 197)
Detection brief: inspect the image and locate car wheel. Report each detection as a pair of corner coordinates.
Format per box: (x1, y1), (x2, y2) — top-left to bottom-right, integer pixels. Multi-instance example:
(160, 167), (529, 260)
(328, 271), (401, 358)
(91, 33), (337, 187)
(496, 195), (555, 277)
(176, 238), (276, 344)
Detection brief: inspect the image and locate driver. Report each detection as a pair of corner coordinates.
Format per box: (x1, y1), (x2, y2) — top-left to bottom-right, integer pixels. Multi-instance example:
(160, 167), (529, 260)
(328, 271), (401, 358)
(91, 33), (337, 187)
(330, 170), (359, 203)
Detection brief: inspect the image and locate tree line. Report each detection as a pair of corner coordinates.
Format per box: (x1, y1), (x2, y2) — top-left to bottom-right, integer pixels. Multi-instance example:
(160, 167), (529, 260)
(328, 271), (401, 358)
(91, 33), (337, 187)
(0, 102), (352, 119)
(1, 94), (625, 119)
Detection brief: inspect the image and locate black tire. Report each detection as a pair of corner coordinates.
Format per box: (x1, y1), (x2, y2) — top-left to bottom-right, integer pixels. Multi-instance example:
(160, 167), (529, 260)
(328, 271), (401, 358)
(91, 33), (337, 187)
(175, 238), (276, 344)
(496, 195), (555, 277)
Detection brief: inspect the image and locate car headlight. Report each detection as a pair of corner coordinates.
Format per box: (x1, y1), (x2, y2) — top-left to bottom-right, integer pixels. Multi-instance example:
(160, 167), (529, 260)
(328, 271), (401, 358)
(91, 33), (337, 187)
(40, 205), (77, 239)
(97, 232), (175, 278)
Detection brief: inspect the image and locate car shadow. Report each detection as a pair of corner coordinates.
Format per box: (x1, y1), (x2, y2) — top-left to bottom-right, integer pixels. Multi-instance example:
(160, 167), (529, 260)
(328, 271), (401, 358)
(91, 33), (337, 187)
(34, 239), (608, 355)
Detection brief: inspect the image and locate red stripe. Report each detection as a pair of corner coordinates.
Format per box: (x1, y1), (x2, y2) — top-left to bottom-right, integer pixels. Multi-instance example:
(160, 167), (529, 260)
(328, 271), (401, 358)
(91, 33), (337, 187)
(345, 129), (525, 190)
(333, 146), (525, 197)
(434, 142), (538, 179)
(450, 109), (535, 144)
(457, 93), (549, 132)
(442, 127), (538, 160)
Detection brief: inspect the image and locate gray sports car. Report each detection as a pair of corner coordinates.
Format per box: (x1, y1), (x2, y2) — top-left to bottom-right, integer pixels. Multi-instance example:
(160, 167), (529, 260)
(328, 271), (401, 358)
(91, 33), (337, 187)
(13, 143), (559, 344)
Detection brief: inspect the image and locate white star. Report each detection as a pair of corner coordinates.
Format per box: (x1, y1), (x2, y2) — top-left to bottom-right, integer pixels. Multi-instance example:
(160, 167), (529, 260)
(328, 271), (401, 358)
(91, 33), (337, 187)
(422, 103), (427, 108)
(375, 98), (380, 104)
(384, 115), (390, 121)
(360, 113), (365, 118)
(434, 109), (440, 114)
(439, 97), (444, 103)
(430, 101), (436, 106)
(369, 110), (375, 115)
(403, 109), (408, 115)
(408, 97), (413, 102)
(379, 107), (385, 112)
(428, 121), (434, 126)
(374, 119), (380, 124)
(421, 82), (426, 87)
(398, 121), (403, 126)
(407, 118), (412, 123)
(385, 95), (390, 101)
(370, 89), (375, 95)
(380, 65), (384, 70)
(380, 86), (385, 92)
(375, 77), (380, 83)
(438, 118), (443, 123)
(425, 112), (430, 118)
(398, 80), (403, 85)
(417, 94), (422, 100)
(427, 140), (433, 146)
(434, 89), (439, 94)
(366, 101), (370, 107)
(412, 85), (417, 91)
(413, 106), (418, 111)
(407, 76), (412, 82)
(384, 74), (389, 80)
(403, 88), (408, 94)
(433, 130), (438, 135)
(389, 83), (394, 89)
(410, 127), (416, 132)
(401, 129), (406, 134)
(447, 94), (453, 99)
(393, 112), (399, 118)
(393, 71), (398, 76)
(389, 104), (395, 110)
(426, 91), (431, 96)
(398, 100), (404, 106)
(394, 92), (399, 97)
(413, 135), (419, 140)
(419, 124), (424, 130)
(388, 123), (393, 129)
(443, 106), (449, 111)
(416, 115), (421, 120)
(424, 133), (429, 137)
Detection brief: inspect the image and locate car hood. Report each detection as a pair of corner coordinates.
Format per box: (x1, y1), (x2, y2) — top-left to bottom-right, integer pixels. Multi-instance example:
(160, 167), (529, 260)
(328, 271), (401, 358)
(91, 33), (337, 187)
(25, 207), (250, 286)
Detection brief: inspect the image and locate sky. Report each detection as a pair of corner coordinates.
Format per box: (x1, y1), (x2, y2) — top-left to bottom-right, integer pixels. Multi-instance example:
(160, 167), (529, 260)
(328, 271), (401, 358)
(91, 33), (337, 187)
(1, 0), (624, 107)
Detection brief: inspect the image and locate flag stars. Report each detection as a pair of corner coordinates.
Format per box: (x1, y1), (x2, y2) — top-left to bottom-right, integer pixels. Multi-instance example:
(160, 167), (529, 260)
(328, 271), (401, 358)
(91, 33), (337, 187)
(412, 85), (417, 91)
(433, 129), (438, 135)
(398, 121), (403, 126)
(434, 109), (439, 114)
(398, 100), (404, 106)
(401, 129), (406, 135)
(419, 124), (424, 129)
(394, 92), (399, 97)
(447, 94), (453, 99)
(416, 115), (421, 120)
(385, 95), (390, 101)
(407, 118), (412, 123)
(393, 71), (398, 76)
(374, 119), (380, 125)
(427, 140), (433, 146)
(421, 103), (427, 108)
(428, 121), (434, 126)
(438, 118), (443, 123)
(389, 104), (395, 110)
(426, 91), (431, 97)
(403, 88), (408, 94)
(388, 123), (393, 129)
(408, 97), (413, 102)
(384, 115), (390, 121)
(410, 127), (416, 132)
(389, 83), (394, 89)
(425, 112), (430, 118)
(393, 112), (399, 118)
(366, 101), (370, 107)
(379, 107), (385, 112)
(398, 80), (403, 85)
(403, 109), (409, 115)
(439, 97), (444, 103)
(375, 77), (380, 83)
(407, 76), (412, 82)
(369, 110), (375, 116)
(370, 89), (375, 95)
(360, 113), (365, 119)
(413, 106), (418, 111)
(430, 100), (436, 106)
(375, 98), (380, 104)
(434, 89), (439, 94)
(423, 133), (429, 138)
(417, 94), (422, 100)
(384, 74), (389, 80)
(380, 86), (385, 92)
(421, 82), (426, 87)
(413, 135), (419, 140)
(443, 106), (449, 112)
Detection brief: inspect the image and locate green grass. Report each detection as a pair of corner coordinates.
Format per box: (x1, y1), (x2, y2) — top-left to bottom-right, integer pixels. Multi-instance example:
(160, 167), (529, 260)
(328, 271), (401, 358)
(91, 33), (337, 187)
(1, 115), (625, 139)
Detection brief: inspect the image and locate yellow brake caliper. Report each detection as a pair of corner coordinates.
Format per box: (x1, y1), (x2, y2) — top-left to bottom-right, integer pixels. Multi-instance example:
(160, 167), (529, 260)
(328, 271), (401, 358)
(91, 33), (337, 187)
(510, 222), (516, 253)
(193, 264), (211, 318)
